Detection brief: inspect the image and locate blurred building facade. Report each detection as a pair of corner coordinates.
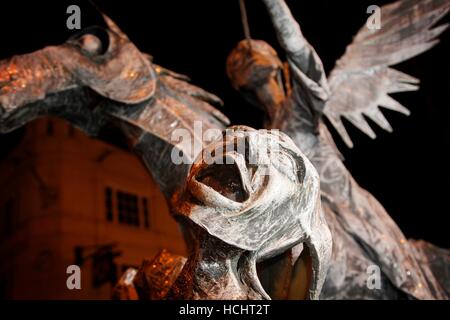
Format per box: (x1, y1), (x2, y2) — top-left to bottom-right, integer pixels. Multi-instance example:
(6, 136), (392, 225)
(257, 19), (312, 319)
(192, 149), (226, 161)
(0, 118), (185, 299)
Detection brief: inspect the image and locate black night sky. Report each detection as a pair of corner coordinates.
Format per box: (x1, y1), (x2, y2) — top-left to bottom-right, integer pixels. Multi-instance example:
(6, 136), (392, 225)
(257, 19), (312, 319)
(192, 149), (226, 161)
(0, 0), (449, 247)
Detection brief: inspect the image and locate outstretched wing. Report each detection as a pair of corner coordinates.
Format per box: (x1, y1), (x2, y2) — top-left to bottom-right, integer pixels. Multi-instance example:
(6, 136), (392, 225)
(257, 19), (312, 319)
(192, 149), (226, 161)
(324, 0), (449, 148)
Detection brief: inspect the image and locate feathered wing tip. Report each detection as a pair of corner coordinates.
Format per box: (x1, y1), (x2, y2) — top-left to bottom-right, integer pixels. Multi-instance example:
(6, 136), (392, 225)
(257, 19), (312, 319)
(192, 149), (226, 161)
(354, 0), (450, 45)
(324, 0), (449, 148)
(325, 66), (421, 148)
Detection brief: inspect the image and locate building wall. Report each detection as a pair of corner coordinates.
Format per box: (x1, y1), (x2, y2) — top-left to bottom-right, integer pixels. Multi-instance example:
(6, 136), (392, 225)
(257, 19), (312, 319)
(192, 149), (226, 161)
(0, 117), (186, 299)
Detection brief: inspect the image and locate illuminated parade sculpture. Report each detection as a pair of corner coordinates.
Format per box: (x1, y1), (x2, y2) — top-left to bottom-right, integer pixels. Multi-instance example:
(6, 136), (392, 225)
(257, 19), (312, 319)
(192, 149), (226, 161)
(0, 0), (449, 300)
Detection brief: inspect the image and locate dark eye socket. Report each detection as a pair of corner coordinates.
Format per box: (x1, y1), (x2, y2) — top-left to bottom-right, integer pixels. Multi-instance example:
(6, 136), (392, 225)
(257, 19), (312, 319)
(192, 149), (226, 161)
(70, 26), (110, 55)
(196, 163), (248, 203)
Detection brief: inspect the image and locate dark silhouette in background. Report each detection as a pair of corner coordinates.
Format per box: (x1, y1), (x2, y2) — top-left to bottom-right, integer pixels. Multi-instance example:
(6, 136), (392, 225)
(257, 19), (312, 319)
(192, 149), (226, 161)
(0, 0), (449, 248)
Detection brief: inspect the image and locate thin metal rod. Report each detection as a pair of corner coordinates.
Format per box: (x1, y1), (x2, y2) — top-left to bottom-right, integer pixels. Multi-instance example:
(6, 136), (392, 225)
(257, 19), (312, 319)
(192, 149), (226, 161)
(239, 0), (252, 49)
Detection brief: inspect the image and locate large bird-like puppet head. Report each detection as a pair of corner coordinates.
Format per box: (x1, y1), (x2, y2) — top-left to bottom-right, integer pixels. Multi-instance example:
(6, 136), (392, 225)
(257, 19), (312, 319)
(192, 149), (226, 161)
(0, 14), (228, 197)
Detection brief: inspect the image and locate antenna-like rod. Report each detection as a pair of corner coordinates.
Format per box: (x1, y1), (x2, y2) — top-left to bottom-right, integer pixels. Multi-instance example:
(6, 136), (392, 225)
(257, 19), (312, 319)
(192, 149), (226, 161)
(239, 0), (252, 50)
